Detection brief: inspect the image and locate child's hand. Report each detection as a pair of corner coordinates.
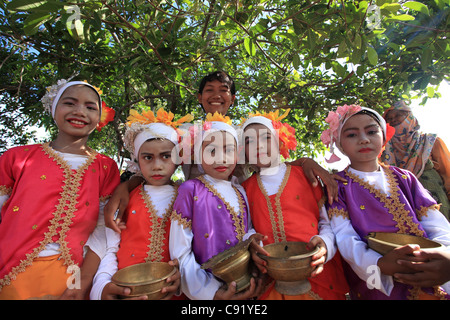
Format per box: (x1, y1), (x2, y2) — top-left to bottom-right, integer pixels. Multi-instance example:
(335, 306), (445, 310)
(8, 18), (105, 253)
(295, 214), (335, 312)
(292, 158), (347, 205)
(249, 233), (269, 274)
(213, 277), (263, 300)
(161, 259), (181, 300)
(307, 236), (327, 277)
(104, 182), (130, 233)
(394, 247), (450, 287)
(101, 282), (148, 300)
(377, 244), (424, 276)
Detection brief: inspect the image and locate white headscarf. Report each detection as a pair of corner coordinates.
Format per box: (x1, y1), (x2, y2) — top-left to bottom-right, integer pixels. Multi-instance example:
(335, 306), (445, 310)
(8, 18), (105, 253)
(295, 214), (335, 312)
(42, 80), (102, 118)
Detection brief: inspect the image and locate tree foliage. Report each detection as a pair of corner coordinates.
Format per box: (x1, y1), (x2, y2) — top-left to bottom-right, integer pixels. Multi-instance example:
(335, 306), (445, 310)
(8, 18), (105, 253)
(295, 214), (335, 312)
(1, 0), (449, 165)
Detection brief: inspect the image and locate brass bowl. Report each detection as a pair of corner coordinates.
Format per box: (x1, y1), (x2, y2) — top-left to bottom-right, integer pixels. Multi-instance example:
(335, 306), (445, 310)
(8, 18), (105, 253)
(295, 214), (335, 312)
(258, 241), (319, 295)
(367, 232), (443, 255)
(111, 262), (176, 300)
(201, 239), (253, 292)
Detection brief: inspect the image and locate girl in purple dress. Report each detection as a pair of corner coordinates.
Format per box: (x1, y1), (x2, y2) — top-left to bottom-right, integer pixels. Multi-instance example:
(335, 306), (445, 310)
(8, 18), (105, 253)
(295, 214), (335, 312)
(321, 105), (450, 300)
(169, 112), (263, 300)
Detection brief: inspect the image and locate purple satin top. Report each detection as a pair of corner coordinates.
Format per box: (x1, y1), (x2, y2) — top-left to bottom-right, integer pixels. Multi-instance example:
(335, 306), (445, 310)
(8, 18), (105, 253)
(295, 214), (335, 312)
(173, 177), (249, 266)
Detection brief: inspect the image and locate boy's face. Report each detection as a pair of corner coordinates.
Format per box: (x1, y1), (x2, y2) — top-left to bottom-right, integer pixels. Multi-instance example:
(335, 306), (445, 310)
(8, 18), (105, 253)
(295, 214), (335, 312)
(244, 123), (280, 168)
(201, 131), (237, 180)
(340, 114), (384, 171)
(54, 85), (100, 138)
(138, 139), (177, 186)
(197, 80), (236, 115)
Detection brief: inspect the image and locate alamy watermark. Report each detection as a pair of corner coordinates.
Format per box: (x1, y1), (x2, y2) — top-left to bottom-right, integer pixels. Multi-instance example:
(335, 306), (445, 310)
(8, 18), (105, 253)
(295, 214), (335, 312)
(66, 5), (81, 30)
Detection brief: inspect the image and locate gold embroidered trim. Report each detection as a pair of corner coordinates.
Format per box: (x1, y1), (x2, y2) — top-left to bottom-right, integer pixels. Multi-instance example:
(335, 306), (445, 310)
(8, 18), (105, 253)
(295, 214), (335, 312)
(416, 204), (441, 221)
(344, 164), (423, 236)
(171, 210), (192, 229)
(408, 286), (448, 300)
(99, 195), (112, 203)
(328, 207), (349, 220)
(0, 143), (98, 290)
(0, 185), (12, 196)
(140, 185), (177, 262)
(197, 175), (246, 241)
(256, 165), (291, 243)
(307, 290), (323, 300)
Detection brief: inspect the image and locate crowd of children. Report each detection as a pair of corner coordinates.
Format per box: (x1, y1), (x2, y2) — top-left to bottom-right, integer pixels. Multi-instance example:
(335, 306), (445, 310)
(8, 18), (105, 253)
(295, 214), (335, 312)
(0, 72), (449, 300)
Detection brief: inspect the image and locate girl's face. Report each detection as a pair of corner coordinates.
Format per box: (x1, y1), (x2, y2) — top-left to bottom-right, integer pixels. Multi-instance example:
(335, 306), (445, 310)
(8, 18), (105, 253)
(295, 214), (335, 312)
(197, 80), (236, 115)
(138, 139), (177, 186)
(340, 114), (384, 171)
(201, 131), (237, 180)
(244, 123), (280, 169)
(54, 85), (100, 138)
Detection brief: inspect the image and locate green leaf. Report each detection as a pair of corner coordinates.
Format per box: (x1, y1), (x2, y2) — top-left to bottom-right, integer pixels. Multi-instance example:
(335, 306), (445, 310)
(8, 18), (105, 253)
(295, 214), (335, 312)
(387, 14), (415, 21)
(8, 0), (64, 12)
(426, 86), (434, 98)
(403, 1), (429, 16)
(292, 54), (301, 69)
(367, 46), (378, 65)
(7, 0), (47, 11)
(23, 12), (52, 35)
(244, 38), (256, 56)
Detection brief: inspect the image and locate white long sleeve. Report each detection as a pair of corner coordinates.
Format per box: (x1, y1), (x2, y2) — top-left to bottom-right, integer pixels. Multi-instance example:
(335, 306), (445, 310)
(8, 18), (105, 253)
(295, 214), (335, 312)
(89, 227), (121, 300)
(330, 215), (394, 295)
(169, 221), (222, 300)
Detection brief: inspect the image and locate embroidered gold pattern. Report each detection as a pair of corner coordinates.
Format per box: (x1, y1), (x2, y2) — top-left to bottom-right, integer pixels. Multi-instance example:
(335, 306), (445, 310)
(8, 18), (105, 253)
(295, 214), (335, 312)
(0, 185), (12, 197)
(0, 143), (98, 290)
(171, 210), (192, 229)
(345, 164), (424, 236)
(197, 175), (246, 241)
(416, 204), (441, 221)
(256, 165), (291, 243)
(140, 185), (177, 262)
(407, 286), (448, 300)
(328, 207), (349, 220)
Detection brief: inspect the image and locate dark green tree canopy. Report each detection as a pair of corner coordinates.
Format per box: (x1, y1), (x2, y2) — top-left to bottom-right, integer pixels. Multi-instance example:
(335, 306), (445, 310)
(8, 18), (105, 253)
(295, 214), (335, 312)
(1, 0), (449, 166)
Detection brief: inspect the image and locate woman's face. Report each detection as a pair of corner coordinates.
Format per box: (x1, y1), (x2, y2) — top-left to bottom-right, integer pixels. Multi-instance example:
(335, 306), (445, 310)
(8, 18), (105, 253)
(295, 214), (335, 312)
(384, 109), (409, 127)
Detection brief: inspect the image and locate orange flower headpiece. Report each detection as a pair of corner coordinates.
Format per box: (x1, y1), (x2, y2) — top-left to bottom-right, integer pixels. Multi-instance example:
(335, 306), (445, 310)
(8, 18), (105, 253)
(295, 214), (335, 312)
(241, 109), (297, 159)
(124, 107), (193, 166)
(127, 107), (193, 129)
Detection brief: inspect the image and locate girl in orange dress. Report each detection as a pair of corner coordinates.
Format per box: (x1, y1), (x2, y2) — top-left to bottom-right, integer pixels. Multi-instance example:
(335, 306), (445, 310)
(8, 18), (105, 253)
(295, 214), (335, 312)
(90, 108), (192, 300)
(240, 110), (349, 300)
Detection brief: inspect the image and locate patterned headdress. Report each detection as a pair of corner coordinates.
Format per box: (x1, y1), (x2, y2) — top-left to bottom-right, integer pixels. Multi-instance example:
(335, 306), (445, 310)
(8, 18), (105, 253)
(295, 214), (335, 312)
(321, 105), (394, 163)
(124, 107), (193, 172)
(241, 109), (297, 159)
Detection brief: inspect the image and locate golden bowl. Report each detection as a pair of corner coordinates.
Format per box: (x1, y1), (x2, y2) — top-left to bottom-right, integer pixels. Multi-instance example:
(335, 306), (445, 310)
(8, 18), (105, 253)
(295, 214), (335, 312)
(201, 238), (253, 292)
(367, 232), (443, 255)
(111, 262), (176, 300)
(258, 241), (319, 295)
